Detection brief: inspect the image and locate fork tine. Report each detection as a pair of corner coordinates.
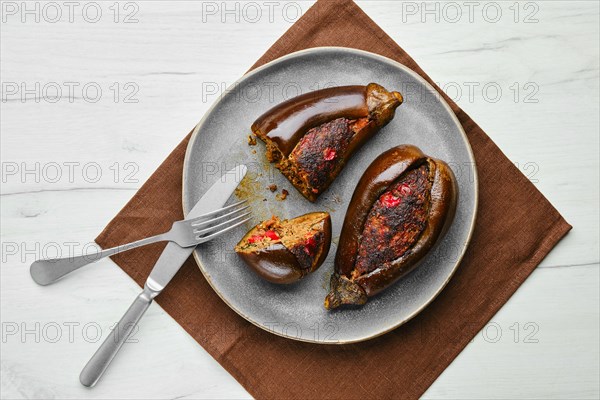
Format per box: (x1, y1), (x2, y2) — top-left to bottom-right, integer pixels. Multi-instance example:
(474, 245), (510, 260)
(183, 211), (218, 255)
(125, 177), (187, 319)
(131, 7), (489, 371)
(188, 200), (247, 222)
(194, 212), (251, 236)
(190, 205), (250, 229)
(196, 217), (252, 243)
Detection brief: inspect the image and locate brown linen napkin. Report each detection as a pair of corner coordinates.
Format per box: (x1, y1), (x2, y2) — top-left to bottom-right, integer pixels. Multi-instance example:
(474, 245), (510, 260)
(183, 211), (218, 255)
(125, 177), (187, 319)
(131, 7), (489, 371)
(96, 0), (572, 398)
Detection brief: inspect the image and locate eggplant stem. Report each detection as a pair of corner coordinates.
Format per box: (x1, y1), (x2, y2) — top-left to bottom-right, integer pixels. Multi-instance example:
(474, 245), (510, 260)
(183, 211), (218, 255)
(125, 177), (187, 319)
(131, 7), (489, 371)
(324, 274), (367, 310)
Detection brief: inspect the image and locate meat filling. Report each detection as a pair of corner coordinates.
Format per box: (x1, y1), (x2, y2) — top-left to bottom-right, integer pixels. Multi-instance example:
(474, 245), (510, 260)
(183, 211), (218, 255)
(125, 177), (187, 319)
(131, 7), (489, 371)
(235, 214), (328, 270)
(352, 164), (432, 279)
(236, 216), (283, 251)
(273, 117), (369, 197)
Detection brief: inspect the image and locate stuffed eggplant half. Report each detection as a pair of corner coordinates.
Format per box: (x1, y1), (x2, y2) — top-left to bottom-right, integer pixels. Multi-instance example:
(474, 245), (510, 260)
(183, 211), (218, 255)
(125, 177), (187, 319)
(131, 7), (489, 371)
(235, 212), (331, 284)
(325, 145), (458, 309)
(252, 83), (403, 201)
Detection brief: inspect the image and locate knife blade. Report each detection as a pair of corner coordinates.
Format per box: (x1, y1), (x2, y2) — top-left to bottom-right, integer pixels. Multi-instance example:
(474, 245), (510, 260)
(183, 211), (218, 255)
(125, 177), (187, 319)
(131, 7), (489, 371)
(147, 164), (247, 292)
(80, 164), (247, 387)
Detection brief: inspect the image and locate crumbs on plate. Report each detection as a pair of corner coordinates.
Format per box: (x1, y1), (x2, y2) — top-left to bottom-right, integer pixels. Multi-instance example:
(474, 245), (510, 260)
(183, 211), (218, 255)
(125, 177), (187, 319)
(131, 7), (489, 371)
(276, 189), (289, 201)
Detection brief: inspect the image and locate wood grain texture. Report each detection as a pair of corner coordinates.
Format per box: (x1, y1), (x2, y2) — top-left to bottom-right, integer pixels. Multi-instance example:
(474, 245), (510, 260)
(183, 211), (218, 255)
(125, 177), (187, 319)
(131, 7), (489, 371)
(1, 1), (598, 398)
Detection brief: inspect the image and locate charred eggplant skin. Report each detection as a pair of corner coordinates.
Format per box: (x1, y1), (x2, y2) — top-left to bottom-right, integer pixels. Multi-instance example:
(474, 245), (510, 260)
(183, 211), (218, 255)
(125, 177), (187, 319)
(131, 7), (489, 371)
(325, 145), (457, 309)
(252, 83), (403, 202)
(236, 214), (332, 284)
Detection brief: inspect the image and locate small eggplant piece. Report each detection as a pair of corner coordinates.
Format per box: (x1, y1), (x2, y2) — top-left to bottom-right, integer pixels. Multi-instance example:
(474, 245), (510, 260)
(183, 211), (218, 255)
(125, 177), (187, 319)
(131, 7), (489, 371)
(324, 145), (457, 309)
(252, 83), (403, 202)
(235, 212), (331, 284)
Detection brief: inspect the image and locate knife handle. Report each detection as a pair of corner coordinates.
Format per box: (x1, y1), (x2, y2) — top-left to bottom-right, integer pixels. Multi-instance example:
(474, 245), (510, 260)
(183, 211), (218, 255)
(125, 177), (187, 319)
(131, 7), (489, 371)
(80, 285), (157, 387)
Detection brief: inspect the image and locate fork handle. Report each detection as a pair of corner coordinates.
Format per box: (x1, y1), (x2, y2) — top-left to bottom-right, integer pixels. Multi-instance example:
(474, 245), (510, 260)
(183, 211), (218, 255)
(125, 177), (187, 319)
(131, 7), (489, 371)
(30, 234), (164, 286)
(80, 285), (157, 387)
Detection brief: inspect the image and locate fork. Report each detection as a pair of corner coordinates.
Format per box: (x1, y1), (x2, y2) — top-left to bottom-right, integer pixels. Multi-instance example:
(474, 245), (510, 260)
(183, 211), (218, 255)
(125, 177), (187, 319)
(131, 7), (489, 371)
(30, 200), (250, 286)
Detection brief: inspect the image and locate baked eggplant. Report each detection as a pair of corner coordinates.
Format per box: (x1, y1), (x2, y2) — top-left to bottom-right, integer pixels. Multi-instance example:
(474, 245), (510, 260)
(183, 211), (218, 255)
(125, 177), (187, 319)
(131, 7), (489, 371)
(252, 83), (403, 201)
(324, 145), (458, 309)
(235, 212), (331, 284)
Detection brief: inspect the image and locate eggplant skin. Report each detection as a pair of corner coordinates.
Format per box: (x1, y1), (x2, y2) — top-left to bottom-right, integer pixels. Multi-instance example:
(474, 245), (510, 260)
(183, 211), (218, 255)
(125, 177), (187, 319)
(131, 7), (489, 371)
(251, 85), (369, 157)
(236, 243), (304, 284)
(324, 145), (458, 309)
(252, 83), (403, 202)
(236, 213), (332, 284)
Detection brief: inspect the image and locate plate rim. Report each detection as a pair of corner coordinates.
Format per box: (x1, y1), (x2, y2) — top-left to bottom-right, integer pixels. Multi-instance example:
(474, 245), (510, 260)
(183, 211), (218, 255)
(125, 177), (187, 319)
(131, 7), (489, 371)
(182, 46), (479, 344)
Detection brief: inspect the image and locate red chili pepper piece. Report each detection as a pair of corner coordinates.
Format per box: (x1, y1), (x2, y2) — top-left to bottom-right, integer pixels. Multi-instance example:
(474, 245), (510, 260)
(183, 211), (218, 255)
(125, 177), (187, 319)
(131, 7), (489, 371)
(323, 148), (337, 161)
(265, 230), (280, 241)
(380, 192), (401, 207)
(399, 183), (411, 195)
(247, 234), (264, 244)
(304, 236), (317, 256)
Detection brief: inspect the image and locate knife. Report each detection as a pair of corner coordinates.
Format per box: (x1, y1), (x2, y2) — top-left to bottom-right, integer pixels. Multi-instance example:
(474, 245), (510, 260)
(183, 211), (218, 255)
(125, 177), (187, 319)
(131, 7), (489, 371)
(79, 164), (248, 387)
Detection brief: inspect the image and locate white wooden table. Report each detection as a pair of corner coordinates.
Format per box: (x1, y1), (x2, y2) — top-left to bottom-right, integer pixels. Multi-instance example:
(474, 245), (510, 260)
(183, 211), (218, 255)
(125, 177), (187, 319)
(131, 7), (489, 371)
(1, 1), (598, 398)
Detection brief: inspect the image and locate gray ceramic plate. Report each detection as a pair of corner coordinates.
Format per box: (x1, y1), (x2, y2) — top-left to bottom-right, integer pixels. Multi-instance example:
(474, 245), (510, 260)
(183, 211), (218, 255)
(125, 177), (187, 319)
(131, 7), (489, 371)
(182, 47), (478, 344)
